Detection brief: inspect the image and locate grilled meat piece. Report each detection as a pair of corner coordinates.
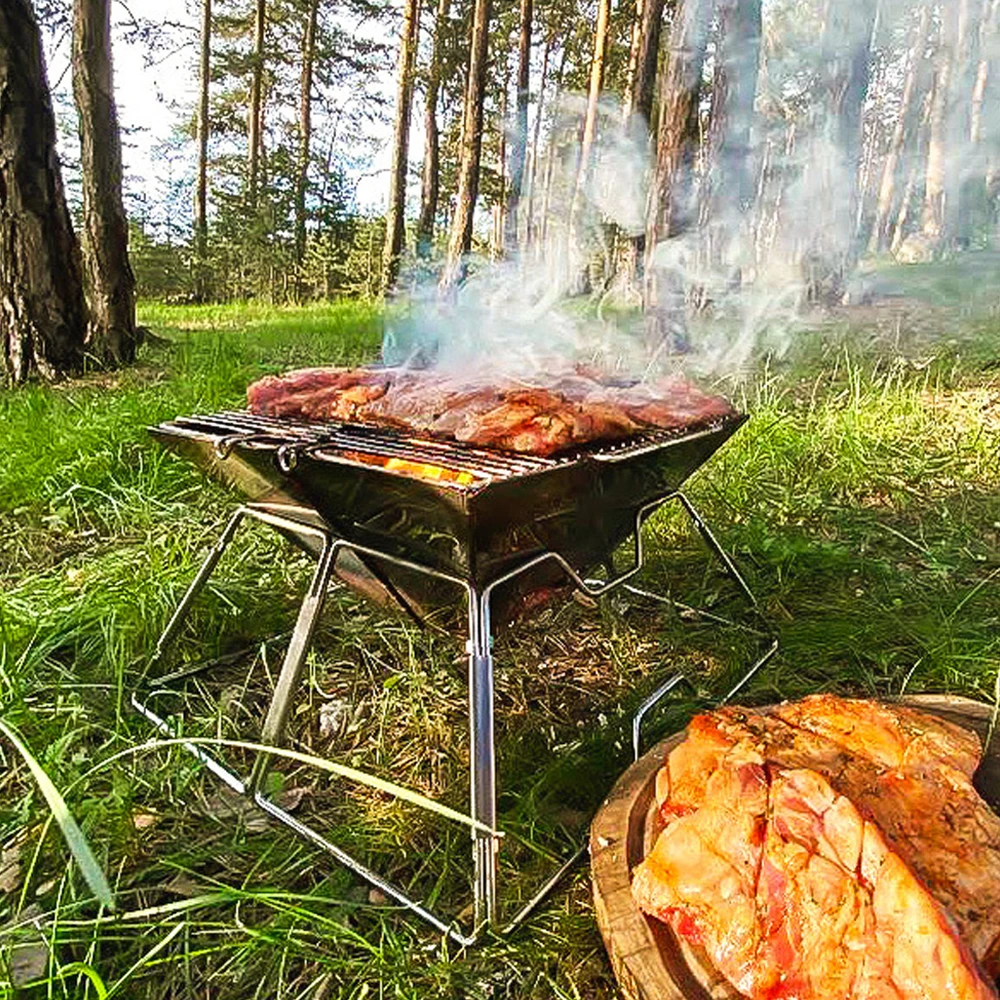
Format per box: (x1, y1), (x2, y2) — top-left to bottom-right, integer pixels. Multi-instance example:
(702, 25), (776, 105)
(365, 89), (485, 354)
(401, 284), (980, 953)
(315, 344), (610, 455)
(245, 365), (735, 456)
(773, 693), (981, 775)
(248, 367), (391, 419)
(453, 389), (639, 457)
(617, 376), (736, 429)
(362, 373), (505, 436)
(634, 697), (1000, 997)
(297, 381), (389, 421)
(245, 367), (348, 409)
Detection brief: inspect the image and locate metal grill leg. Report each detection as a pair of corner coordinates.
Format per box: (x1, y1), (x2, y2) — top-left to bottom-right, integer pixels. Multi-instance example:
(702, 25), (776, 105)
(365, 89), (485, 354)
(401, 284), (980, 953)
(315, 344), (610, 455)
(249, 540), (339, 792)
(676, 492), (757, 607)
(133, 509), (490, 945)
(622, 492), (779, 758)
(468, 588), (498, 930)
(146, 508), (247, 677)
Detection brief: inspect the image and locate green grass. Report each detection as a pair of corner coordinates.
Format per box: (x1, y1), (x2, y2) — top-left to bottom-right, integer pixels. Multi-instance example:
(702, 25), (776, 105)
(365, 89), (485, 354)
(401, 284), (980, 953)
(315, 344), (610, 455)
(1, 285), (1000, 997)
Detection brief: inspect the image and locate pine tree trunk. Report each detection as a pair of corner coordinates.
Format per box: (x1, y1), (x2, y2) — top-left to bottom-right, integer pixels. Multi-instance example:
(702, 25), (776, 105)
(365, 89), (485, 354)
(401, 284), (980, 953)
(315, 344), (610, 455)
(952, 0), (986, 245)
(891, 156), (921, 253)
(439, 0), (492, 289)
(830, 1), (878, 204)
(294, 0), (320, 297)
(870, 2), (930, 253)
(975, 0), (1000, 239)
(0, 0), (87, 382)
(629, 0), (667, 126)
(892, 84), (935, 253)
(492, 67), (508, 257)
(971, 0), (999, 138)
(247, 0), (266, 209)
(383, 0), (421, 292)
(416, 0), (450, 257)
(504, 0), (532, 252)
(623, 0), (645, 115)
(702, 0), (762, 282)
(534, 40), (570, 257)
(73, 0), (136, 365)
(571, 0), (612, 226)
(922, 7), (954, 246)
(622, 0), (668, 293)
(803, 0), (877, 304)
(643, 0), (714, 351)
(524, 31), (554, 251)
(194, 0), (211, 298)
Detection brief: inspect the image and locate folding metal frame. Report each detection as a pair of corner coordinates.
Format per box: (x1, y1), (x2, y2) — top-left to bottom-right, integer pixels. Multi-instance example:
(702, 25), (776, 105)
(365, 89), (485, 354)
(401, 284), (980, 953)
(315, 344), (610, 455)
(131, 491), (776, 946)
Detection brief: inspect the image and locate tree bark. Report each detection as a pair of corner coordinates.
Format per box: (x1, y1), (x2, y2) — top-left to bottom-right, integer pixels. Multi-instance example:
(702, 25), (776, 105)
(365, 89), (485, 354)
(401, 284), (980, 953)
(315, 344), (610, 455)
(891, 83), (934, 253)
(194, 0), (211, 298)
(869, 2), (931, 253)
(623, 0), (645, 115)
(571, 0), (612, 229)
(416, 0), (450, 257)
(702, 0), (762, 281)
(974, 0), (1000, 237)
(0, 0), (87, 383)
(971, 0), (999, 143)
(491, 65), (509, 258)
(922, 6), (954, 246)
(439, 0), (492, 289)
(294, 0), (320, 297)
(643, 0), (714, 351)
(828, 0), (878, 198)
(535, 40), (568, 256)
(383, 0), (421, 292)
(952, 0), (985, 245)
(73, 0), (136, 365)
(803, 0), (877, 304)
(524, 29), (553, 251)
(503, 0), (532, 252)
(622, 0), (668, 294)
(629, 0), (668, 127)
(247, 0), (266, 209)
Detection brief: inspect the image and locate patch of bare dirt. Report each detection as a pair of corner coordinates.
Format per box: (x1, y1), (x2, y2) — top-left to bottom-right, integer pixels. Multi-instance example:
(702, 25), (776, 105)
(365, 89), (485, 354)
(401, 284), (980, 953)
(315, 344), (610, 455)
(921, 386), (1000, 434)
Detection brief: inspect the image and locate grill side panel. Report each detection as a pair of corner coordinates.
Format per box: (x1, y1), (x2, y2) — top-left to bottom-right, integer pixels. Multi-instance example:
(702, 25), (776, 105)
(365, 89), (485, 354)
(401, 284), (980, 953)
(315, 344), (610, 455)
(466, 418), (744, 585)
(286, 453), (475, 576)
(148, 425), (311, 508)
(150, 413), (745, 594)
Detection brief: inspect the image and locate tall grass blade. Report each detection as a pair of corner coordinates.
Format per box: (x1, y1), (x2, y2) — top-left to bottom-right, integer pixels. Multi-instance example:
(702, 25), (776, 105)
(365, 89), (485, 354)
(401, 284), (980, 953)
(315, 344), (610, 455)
(0, 718), (115, 910)
(55, 963), (109, 999)
(85, 735), (502, 837)
(105, 922), (184, 998)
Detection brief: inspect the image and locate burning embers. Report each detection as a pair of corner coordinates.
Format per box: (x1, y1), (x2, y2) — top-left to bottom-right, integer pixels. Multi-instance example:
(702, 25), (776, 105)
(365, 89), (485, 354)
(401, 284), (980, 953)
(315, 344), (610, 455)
(246, 365), (736, 457)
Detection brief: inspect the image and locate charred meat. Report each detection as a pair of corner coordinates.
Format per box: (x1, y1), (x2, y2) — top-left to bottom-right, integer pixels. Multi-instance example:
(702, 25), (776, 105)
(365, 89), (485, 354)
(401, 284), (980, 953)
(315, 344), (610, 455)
(246, 366), (735, 456)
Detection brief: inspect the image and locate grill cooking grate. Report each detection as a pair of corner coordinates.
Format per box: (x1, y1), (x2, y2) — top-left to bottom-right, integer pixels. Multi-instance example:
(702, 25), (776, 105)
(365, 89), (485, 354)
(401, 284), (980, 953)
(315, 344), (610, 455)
(164, 410), (733, 488)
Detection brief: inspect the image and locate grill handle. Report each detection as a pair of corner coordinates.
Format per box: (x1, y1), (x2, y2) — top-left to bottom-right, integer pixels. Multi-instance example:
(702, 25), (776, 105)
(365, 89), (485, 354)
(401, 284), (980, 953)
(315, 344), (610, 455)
(214, 432), (301, 460)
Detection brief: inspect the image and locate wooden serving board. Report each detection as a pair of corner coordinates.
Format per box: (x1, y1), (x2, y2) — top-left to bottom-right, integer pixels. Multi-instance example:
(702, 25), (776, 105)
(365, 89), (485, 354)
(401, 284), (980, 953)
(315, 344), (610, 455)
(589, 695), (1000, 1000)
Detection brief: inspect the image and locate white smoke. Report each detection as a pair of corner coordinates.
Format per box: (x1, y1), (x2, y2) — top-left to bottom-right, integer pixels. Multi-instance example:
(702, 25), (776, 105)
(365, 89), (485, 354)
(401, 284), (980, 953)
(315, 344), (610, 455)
(383, 0), (999, 383)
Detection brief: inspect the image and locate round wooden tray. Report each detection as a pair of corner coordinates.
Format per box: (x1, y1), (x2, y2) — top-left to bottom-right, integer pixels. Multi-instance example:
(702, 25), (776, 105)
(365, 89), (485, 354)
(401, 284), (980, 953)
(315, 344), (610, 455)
(589, 695), (1000, 1000)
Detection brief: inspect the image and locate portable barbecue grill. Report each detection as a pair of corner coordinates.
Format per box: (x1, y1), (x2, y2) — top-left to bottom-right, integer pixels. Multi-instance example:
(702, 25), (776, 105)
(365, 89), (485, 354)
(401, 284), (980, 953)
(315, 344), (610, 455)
(132, 407), (776, 944)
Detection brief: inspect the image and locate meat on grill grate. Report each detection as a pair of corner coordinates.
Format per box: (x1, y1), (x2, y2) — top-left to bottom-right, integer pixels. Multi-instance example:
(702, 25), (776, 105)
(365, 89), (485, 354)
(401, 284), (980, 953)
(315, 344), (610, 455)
(246, 366), (735, 456)
(632, 695), (1000, 999)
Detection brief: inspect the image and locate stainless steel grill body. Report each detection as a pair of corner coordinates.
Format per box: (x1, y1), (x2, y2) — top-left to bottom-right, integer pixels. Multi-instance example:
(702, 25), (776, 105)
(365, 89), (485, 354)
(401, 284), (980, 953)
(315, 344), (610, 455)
(151, 410), (746, 587)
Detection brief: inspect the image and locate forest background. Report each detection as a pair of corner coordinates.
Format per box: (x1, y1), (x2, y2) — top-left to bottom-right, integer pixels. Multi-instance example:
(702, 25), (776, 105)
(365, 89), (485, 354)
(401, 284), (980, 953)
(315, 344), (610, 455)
(5, 0), (1000, 382)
